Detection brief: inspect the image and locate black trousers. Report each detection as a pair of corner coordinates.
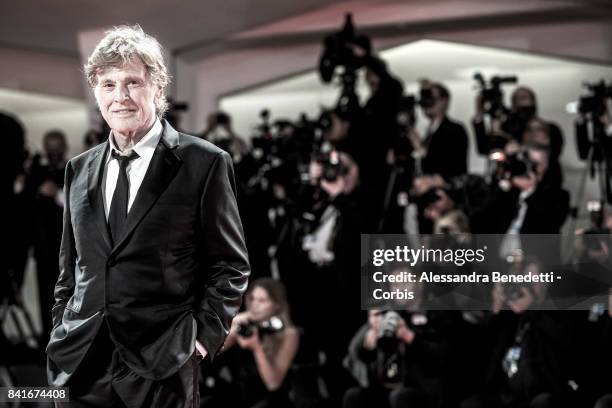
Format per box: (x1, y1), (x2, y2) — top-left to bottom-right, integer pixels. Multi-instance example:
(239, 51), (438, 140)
(55, 323), (200, 408)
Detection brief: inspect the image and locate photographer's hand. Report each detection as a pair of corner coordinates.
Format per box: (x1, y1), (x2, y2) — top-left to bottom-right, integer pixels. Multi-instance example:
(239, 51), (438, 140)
(321, 177), (346, 198)
(412, 174), (446, 196)
(492, 283), (506, 314)
(504, 140), (521, 156)
(396, 318), (415, 344)
(407, 128), (426, 156)
(474, 93), (484, 119)
(587, 240), (609, 264)
(231, 311), (251, 330)
(237, 325), (262, 351)
(364, 327), (378, 350)
(39, 179), (59, 198)
(508, 287), (534, 314)
(309, 161), (323, 186)
(424, 189), (454, 222)
(224, 311), (252, 350)
(511, 171), (537, 192)
(599, 111), (612, 136)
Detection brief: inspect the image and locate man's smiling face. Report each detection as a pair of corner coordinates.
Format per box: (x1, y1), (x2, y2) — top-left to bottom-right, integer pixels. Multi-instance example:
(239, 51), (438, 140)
(94, 58), (161, 139)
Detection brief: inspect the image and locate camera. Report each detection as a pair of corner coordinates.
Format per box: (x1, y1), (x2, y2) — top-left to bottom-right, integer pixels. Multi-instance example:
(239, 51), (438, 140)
(318, 13), (370, 84)
(318, 14), (371, 121)
(490, 150), (537, 181)
(416, 187), (447, 208)
(313, 144), (347, 183)
(396, 87), (435, 129)
(504, 250), (528, 300)
(376, 311), (401, 352)
(396, 95), (418, 129)
(578, 80), (612, 118)
(474, 72), (518, 118)
(237, 316), (285, 338)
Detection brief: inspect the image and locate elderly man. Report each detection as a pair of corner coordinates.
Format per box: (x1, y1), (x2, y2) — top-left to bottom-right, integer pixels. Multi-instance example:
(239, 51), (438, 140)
(46, 25), (250, 407)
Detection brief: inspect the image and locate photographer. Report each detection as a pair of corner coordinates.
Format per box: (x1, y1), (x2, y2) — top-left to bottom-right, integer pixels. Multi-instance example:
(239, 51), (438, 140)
(360, 55), (404, 232)
(201, 110), (248, 160)
(574, 84), (612, 203)
(491, 254), (549, 315)
(25, 129), (68, 346)
(343, 305), (452, 408)
(460, 313), (575, 408)
(471, 145), (569, 235)
(224, 278), (299, 408)
(567, 285), (612, 407)
(575, 87), (612, 160)
(322, 108), (362, 166)
(407, 81), (469, 181)
(473, 86), (564, 159)
(3, 111), (33, 309)
(522, 117), (563, 188)
(574, 201), (610, 266)
(304, 150), (360, 267)
(407, 172), (490, 235)
(458, 255), (574, 408)
(301, 149), (363, 405)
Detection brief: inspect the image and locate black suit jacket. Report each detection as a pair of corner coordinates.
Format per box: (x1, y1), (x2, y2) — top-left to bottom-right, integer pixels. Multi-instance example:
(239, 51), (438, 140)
(422, 117), (469, 180)
(46, 120), (250, 386)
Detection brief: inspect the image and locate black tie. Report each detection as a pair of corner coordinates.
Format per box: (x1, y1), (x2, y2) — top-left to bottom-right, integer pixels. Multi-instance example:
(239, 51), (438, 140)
(108, 149), (139, 244)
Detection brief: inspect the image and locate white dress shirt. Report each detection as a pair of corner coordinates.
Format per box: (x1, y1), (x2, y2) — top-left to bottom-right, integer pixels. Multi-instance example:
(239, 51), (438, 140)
(102, 118), (163, 220)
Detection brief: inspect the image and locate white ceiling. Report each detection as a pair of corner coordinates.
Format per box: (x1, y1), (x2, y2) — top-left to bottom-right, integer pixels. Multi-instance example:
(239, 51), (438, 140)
(1, 0), (609, 58)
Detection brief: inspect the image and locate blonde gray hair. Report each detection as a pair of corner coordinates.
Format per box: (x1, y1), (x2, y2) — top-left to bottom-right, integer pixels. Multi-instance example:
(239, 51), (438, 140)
(84, 25), (171, 117)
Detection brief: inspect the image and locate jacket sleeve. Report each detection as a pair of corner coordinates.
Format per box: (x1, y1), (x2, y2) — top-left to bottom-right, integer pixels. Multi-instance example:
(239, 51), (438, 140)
(195, 151), (250, 361)
(472, 118), (490, 156)
(51, 160), (76, 330)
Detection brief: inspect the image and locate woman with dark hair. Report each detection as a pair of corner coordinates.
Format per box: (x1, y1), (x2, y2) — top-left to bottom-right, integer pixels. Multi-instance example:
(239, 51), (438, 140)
(224, 278), (300, 408)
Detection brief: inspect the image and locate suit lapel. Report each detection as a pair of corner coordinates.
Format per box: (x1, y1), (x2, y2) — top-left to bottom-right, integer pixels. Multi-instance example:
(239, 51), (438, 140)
(87, 141), (113, 250)
(109, 121), (182, 257)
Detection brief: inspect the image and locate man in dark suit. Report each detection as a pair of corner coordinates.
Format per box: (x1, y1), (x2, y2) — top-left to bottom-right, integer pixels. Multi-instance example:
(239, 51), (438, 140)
(46, 25), (250, 407)
(408, 81), (469, 181)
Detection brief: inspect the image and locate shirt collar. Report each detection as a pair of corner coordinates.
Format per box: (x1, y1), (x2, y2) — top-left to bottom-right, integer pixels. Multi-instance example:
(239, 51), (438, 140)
(428, 117), (443, 135)
(106, 118), (162, 164)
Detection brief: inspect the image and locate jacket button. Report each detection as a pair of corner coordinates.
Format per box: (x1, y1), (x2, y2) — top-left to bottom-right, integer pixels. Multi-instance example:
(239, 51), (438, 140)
(107, 258), (116, 267)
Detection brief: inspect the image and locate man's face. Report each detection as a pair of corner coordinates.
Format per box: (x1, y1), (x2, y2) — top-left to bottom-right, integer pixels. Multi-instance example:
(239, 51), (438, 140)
(365, 69), (380, 93)
(324, 112), (349, 142)
(512, 88), (534, 109)
(523, 119), (550, 148)
(44, 137), (66, 161)
(423, 88), (448, 119)
(93, 58), (161, 138)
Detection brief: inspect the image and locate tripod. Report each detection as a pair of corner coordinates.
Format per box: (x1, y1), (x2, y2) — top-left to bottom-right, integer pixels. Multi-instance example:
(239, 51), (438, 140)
(564, 120), (612, 262)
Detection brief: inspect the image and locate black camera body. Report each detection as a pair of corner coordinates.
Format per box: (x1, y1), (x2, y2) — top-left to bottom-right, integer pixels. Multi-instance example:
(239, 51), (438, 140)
(396, 87), (436, 126)
(317, 150), (347, 182)
(318, 14), (371, 84)
(376, 311), (401, 355)
(578, 80), (612, 117)
(474, 73), (518, 118)
(318, 14), (371, 121)
(491, 151), (537, 181)
(416, 187), (446, 208)
(237, 316), (285, 338)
